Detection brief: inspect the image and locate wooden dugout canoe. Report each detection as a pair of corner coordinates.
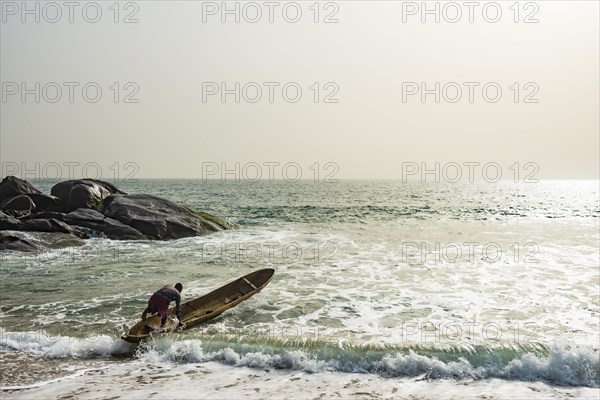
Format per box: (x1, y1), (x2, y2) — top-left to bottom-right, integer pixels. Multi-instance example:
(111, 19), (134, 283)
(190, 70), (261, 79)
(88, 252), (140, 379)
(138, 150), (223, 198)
(121, 268), (275, 343)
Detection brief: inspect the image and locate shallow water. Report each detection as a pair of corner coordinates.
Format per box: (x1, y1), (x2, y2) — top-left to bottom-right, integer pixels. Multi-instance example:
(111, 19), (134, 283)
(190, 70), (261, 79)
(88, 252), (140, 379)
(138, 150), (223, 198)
(1, 180), (599, 391)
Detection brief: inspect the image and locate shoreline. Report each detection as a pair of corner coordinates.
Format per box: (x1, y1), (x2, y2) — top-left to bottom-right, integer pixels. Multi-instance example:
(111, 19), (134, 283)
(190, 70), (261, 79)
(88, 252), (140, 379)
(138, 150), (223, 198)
(0, 349), (121, 388)
(2, 355), (598, 400)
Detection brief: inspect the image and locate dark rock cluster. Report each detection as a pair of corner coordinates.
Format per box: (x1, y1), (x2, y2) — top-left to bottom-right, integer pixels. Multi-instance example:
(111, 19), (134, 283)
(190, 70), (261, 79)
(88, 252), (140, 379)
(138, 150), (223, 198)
(0, 176), (237, 252)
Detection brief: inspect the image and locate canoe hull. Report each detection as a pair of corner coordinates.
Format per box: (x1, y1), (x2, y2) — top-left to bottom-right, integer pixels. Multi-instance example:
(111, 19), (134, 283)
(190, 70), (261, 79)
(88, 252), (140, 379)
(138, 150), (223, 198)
(121, 268), (275, 343)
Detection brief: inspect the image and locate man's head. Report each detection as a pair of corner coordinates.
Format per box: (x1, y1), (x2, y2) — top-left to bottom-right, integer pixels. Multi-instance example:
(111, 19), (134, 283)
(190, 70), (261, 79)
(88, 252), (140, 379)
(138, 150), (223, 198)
(175, 283), (183, 292)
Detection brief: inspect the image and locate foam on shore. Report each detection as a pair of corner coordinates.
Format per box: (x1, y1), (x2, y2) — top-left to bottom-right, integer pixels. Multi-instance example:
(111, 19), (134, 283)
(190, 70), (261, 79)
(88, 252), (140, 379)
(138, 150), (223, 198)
(2, 329), (598, 388)
(3, 359), (599, 400)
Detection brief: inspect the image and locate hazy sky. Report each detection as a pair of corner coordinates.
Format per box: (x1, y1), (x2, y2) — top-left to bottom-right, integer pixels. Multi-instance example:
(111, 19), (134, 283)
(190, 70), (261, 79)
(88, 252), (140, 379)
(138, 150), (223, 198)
(1, 1), (598, 180)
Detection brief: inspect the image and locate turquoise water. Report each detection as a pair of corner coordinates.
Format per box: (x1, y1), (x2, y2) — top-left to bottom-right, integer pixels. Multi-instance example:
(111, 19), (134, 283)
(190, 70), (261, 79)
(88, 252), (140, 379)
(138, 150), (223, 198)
(1, 180), (599, 387)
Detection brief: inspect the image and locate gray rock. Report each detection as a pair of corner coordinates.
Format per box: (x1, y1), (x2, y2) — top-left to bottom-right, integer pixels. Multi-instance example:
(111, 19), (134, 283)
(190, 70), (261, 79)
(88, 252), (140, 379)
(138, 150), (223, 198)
(19, 218), (87, 238)
(29, 211), (67, 222)
(0, 195), (35, 218)
(50, 179), (126, 212)
(0, 231), (38, 252)
(0, 176), (42, 204)
(103, 194), (237, 240)
(0, 211), (21, 230)
(26, 193), (63, 212)
(65, 208), (147, 240)
(1, 176), (238, 249)
(0, 231), (85, 252)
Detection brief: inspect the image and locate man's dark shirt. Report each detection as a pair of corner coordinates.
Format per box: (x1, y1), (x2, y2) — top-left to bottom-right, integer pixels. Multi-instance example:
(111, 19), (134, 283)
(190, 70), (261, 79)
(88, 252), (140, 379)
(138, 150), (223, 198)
(156, 285), (181, 307)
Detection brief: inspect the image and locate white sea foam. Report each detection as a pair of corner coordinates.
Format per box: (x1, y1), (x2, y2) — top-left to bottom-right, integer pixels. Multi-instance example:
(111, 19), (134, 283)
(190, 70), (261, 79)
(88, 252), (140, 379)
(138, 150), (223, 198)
(5, 325), (588, 388)
(0, 329), (132, 358)
(4, 359), (598, 400)
(132, 338), (599, 387)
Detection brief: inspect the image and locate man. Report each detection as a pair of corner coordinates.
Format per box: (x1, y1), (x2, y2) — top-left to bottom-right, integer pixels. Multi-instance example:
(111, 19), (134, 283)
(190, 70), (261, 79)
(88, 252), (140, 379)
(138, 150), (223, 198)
(141, 282), (184, 328)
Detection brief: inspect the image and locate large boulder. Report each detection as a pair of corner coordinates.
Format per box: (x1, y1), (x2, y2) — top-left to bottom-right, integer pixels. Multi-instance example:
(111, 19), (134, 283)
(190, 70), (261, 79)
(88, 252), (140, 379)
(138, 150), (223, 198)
(0, 211), (21, 230)
(0, 176), (238, 250)
(26, 193), (64, 213)
(29, 211), (67, 222)
(0, 195), (35, 217)
(0, 231), (38, 252)
(51, 179), (126, 212)
(0, 231), (85, 252)
(64, 208), (147, 240)
(0, 176), (42, 204)
(103, 194), (236, 240)
(19, 218), (87, 238)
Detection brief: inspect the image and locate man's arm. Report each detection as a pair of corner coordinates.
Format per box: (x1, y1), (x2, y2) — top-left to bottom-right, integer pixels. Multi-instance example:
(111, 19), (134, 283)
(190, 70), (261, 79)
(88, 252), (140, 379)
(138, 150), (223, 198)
(175, 305), (185, 327)
(141, 307), (148, 320)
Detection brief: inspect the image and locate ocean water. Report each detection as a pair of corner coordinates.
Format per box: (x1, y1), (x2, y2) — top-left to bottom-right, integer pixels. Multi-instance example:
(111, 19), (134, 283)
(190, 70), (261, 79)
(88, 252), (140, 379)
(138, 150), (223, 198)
(1, 180), (599, 396)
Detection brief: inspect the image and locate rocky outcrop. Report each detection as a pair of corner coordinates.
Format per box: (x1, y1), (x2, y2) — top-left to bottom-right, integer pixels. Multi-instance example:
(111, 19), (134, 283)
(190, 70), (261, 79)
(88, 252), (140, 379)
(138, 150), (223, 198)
(0, 195), (35, 217)
(104, 194), (237, 240)
(64, 208), (147, 240)
(51, 179), (125, 212)
(0, 211), (21, 230)
(0, 176), (237, 251)
(0, 176), (42, 204)
(19, 218), (86, 237)
(0, 231), (85, 252)
(26, 193), (64, 213)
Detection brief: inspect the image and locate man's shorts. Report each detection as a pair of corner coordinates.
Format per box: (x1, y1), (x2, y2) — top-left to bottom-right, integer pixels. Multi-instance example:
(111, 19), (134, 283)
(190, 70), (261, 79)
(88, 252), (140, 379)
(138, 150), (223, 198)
(148, 292), (170, 318)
